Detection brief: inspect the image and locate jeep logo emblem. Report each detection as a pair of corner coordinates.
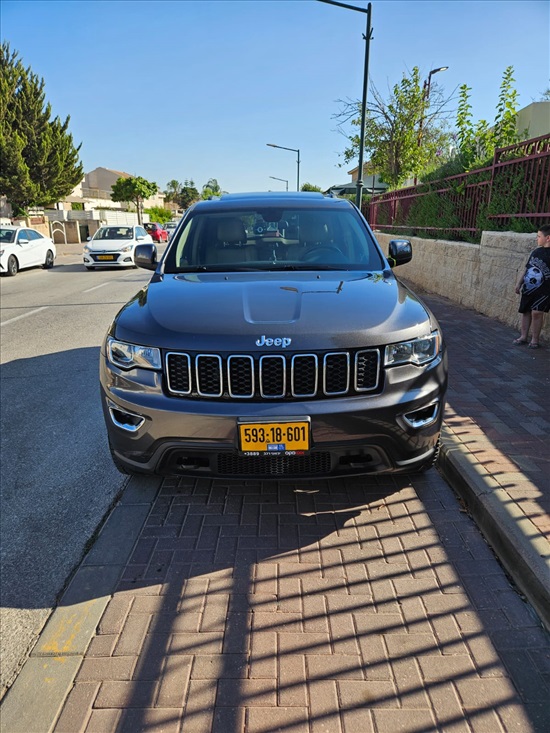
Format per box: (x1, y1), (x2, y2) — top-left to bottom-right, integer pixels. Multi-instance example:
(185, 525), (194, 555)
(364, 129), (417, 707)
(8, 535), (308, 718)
(256, 335), (292, 348)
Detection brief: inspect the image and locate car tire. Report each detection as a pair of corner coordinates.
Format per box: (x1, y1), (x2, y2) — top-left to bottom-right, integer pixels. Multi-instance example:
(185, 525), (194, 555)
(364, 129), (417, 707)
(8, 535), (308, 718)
(43, 250), (55, 269)
(415, 437), (441, 473)
(85, 266), (95, 271)
(7, 255), (18, 276)
(108, 439), (147, 475)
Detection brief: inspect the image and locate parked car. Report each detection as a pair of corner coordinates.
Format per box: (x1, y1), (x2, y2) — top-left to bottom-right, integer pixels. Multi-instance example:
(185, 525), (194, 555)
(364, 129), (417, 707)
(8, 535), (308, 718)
(101, 192), (448, 479)
(164, 222), (178, 240)
(0, 225), (56, 276)
(144, 222), (168, 243)
(83, 225), (153, 270)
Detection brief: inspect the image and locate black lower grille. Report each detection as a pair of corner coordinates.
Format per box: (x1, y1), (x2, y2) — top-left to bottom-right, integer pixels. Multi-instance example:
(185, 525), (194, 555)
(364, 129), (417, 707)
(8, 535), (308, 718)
(217, 452), (332, 476)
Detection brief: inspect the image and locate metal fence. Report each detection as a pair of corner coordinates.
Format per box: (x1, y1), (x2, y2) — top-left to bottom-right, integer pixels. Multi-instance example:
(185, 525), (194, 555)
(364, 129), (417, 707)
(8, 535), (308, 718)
(364, 134), (550, 240)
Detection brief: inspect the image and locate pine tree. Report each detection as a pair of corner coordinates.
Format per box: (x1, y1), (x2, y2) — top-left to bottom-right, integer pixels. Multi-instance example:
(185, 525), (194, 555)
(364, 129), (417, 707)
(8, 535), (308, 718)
(0, 43), (83, 215)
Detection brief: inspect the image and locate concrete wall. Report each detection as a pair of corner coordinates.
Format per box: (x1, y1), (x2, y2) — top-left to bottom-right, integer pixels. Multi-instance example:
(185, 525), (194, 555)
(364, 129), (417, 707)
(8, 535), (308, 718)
(375, 231), (549, 341)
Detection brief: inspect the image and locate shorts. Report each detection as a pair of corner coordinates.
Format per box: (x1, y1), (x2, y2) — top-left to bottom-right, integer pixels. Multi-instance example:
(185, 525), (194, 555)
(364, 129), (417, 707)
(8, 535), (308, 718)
(519, 290), (550, 313)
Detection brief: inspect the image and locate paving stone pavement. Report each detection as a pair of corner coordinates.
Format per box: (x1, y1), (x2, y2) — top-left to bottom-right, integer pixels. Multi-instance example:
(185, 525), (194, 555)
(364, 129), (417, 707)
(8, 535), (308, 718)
(1, 291), (549, 733)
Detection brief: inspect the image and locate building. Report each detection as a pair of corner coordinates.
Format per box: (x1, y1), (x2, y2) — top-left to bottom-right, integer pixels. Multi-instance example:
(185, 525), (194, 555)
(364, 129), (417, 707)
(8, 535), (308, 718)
(516, 102), (550, 140)
(325, 163), (389, 197)
(63, 167), (166, 211)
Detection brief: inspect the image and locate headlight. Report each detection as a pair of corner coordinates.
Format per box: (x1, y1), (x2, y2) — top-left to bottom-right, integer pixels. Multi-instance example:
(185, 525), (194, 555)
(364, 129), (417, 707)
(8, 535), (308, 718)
(107, 338), (161, 370)
(385, 330), (440, 366)
(83, 246), (90, 253)
(121, 244), (134, 252)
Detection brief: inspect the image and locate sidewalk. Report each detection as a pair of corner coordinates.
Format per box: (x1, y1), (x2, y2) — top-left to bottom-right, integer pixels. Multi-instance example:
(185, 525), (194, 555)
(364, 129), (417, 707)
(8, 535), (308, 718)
(1, 289), (549, 733)
(422, 291), (550, 629)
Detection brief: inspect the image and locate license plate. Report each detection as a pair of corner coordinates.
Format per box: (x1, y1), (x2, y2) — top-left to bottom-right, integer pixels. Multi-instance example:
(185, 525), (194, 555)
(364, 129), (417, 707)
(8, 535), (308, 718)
(238, 419), (310, 455)
(98, 254), (115, 261)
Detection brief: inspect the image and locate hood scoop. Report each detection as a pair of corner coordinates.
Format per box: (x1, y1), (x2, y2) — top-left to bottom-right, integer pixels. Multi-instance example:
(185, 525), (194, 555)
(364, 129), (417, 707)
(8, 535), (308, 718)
(243, 282), (302, 324)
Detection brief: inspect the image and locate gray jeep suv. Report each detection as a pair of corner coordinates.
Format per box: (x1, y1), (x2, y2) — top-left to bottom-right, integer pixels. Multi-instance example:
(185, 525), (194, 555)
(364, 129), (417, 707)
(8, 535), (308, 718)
(100, 192), (447, 478)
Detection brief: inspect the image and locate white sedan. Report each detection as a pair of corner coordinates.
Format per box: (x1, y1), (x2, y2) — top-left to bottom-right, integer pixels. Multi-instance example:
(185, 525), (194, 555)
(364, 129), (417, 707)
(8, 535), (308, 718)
(83, 225), (153, 270)
(0, 225), (56, 277)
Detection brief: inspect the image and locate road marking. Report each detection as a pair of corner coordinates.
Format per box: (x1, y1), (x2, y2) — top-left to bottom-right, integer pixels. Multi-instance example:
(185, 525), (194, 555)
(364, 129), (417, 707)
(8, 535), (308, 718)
(2, 306), (49, 326)
(83, 282), (112, 293)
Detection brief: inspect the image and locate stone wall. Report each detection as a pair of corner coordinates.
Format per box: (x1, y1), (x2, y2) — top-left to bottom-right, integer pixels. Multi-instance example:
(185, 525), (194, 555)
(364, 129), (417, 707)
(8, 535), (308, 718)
(374, 231), (549, 341)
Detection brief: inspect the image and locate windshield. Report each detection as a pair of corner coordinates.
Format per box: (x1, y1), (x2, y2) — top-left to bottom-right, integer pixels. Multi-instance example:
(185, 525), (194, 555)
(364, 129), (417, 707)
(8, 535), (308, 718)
(163, 206), (384, 272)
(0, 228), (16, 244)
(93, 227), (133, 240)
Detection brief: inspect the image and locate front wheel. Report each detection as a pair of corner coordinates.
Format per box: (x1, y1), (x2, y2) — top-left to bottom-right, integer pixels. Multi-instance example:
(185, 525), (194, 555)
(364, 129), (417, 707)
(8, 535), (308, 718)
(43, 250), (55, 269)
(7, 255), (18, 276)
(415, 437), (441, 473)
(108, 439), (147, 475)
(85, 266), (95, 271)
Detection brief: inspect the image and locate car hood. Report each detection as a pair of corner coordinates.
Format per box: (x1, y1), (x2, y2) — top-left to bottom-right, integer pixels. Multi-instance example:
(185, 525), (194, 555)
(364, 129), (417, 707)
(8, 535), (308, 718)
(111, 270), (437, 350)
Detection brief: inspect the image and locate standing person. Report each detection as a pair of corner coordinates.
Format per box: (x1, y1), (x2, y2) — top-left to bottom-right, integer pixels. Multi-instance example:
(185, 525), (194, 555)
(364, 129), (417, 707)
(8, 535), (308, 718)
(513, 224), (550, 348)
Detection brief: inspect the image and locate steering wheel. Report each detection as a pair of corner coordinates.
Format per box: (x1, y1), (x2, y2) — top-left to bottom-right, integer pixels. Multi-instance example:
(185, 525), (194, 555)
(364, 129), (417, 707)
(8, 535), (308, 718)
(301, 245), (347, 263)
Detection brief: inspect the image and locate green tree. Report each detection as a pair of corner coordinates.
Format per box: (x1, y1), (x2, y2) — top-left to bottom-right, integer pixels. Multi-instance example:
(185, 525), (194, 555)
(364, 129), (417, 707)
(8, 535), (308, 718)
(165, 179), (182, 202)
(111, 176), (158, 224)
(0, 43), (83, 215)
(301, 183), (322, 192)
(336, 66), (453, 188)
(144, 205), (172, 224)
(201, 178), (223, 199)
(456, 66), (522, 170)
(177, 179), (199, 209)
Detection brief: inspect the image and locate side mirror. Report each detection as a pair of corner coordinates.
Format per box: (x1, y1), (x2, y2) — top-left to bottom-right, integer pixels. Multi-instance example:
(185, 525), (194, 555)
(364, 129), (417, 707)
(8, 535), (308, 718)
(388, 239), (412, 268)
(18, 238), (29, 245)
(87, 236), (92, 241)
(134, 243), (158, 271)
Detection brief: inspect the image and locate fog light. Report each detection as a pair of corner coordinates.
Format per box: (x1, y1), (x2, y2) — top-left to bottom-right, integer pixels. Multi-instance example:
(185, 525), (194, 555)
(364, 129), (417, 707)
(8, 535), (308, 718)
(108, 405), (145, 432)
(402, 400), (439, 429)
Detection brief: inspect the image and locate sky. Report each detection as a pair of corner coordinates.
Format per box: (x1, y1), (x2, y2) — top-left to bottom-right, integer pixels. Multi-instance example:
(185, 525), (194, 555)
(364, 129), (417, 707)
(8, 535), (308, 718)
(2, 0), (549, 195)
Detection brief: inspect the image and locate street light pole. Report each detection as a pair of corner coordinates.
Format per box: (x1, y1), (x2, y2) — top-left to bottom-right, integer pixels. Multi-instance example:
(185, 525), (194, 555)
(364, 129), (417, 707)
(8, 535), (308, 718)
(318, 0), (372, 209)
(269, 176), (289, 191)
(415, 66), (448, 184)
(266, 144), (300, 191)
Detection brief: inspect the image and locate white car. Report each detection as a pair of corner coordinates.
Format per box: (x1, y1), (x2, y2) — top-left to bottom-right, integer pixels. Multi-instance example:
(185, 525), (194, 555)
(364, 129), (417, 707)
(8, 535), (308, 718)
(164, 221), (178, 240)
(83, 225), (153, 270)
(0, 225), (56, 277)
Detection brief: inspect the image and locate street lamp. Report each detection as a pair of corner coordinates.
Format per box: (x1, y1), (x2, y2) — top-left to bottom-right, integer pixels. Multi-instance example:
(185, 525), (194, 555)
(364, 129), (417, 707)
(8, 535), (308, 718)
(269, 176), (289, 191)
(318, 0), (372, 208)
(266, 144), (300, 191)
(415, 66), (448, 184)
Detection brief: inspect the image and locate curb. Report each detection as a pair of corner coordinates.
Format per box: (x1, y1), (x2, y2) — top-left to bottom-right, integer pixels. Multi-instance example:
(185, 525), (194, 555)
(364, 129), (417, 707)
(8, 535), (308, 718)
(438, 427), (550, 632)
(0, 476), (161, 733)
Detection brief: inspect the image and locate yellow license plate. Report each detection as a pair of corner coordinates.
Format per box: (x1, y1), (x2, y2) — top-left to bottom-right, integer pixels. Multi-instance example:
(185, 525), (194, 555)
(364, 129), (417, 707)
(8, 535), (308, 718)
(98, 254), (115, 260)
(239, 419), (310, 455)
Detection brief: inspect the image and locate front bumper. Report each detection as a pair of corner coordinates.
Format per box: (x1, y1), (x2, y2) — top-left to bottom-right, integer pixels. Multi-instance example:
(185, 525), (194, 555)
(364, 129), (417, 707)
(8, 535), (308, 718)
(100, 350), (448, 479)
(84, 252), (135, 267)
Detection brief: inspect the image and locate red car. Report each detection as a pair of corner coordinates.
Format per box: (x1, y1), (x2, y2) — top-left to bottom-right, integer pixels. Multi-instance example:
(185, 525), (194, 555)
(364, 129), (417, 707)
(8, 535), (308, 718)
(144, 222), (168, 243)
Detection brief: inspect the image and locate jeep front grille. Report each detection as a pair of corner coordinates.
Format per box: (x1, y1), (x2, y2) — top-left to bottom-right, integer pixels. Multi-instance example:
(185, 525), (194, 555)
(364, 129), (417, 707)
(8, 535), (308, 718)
(165, 349), (380, 400)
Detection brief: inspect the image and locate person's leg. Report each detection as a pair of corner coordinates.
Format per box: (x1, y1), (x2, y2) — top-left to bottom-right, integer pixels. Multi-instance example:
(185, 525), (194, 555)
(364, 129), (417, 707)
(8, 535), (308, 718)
(514, 311), (531, 343)
(529, 310), (544, 347)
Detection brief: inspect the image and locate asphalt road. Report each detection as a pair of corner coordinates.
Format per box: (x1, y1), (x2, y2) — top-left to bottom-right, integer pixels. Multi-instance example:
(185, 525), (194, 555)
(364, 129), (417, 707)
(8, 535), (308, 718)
(0, 253), (154, 695)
